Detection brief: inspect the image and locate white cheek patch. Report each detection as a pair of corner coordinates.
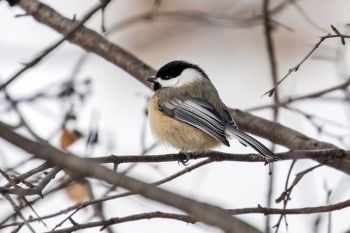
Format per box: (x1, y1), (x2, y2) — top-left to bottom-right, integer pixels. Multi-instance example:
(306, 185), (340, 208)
(176, 69), (204, 86)
(158, 68), (204, 88)
(158, 77), (178, 87)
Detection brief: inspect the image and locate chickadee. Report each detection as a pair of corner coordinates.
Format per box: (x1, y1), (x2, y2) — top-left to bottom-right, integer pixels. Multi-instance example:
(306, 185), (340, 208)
(147, 60), (276, 161)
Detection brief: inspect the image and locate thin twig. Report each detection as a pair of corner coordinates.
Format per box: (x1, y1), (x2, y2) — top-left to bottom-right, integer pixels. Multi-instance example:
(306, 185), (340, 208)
(274, 163), (323, 232)
(1, 167), (60, 197)
(0, 159), (214, 229)
(273, 160), (296, 232)
(1, 194), (36, 233)
(0, 169), (37, 233)
(46, 211), (197, 233)
(0, 0), (111, 91)
(0, 176), (75, 226)
(262, 0), (280, 231)
(248, 78), (350, 112)
(0, 122), (250, 233)
(264, 26), (350, 97)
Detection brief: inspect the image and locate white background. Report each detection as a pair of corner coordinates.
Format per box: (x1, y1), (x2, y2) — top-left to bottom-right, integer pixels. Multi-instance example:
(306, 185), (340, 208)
(1, 0), (350, 232)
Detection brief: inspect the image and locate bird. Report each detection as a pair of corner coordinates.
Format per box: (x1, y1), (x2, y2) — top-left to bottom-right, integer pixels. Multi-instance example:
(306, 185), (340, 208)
(147, 60), (276, 163)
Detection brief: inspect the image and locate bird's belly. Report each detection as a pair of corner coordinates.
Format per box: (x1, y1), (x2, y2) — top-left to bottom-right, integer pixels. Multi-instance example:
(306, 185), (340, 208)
(148, 95), (220, 152)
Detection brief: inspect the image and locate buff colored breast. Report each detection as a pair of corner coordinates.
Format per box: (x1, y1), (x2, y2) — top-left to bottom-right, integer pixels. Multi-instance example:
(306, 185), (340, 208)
(148, 95), (220, 152)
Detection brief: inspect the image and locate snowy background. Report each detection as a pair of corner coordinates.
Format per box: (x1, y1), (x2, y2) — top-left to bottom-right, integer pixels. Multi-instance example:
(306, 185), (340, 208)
(1, 0), (350, 232)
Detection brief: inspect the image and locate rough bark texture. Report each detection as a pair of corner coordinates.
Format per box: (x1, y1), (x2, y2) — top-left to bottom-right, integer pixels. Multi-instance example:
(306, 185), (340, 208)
(0, 121), (262, 233)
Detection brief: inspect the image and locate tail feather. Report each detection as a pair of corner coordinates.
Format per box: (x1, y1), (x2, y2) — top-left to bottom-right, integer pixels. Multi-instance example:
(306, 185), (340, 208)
(227, 126), (277, 160)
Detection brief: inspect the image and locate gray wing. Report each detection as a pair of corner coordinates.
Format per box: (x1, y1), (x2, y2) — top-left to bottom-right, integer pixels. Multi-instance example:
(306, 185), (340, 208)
(221, 104), (238, 129)
(158, 98), (230, 146)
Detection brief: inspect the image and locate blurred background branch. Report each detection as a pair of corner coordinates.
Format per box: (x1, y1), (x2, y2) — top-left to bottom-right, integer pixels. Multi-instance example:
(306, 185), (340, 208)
(0, 0), (350, 232)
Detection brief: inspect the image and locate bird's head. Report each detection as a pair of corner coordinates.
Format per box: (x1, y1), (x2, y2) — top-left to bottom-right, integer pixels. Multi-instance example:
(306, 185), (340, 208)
(147, 60), (209, 91)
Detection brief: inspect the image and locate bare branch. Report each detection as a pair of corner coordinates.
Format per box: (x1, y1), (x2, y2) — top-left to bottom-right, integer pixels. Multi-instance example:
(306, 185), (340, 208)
(0, 121), (262, 233)
(0, 0), (111, 91)
(3, 197), (350, 230)
(85, 149), (346, 165)
(264, 26), (350, 97)
(228, 109), (350, 174)
(247, 78), (350, 112)
(277, 165), (323, 204)
(262, 0), (280, 230)
(16, 0), (155, 88)
(13, 0), (350, 176)
(228, 198), (350, 215)
(46, 211), (197, 233)
(1, 167), (60, 197)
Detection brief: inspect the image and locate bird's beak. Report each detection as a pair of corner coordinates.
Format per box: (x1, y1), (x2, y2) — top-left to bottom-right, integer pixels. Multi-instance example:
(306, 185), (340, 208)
(147, 75), (158, 83)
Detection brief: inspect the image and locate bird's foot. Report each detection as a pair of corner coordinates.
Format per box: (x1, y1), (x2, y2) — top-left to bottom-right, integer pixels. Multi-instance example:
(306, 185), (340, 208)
(263, 155), (278, 165)
(178, 152), (191, 166)
(250, 154), (277, 165)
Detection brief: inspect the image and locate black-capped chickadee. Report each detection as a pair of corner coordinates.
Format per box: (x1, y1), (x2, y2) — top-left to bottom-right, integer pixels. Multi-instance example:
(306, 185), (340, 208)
(147, 60), (276, 162)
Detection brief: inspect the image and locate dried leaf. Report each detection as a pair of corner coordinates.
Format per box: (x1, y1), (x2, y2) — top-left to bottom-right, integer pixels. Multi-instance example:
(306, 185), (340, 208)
(60, 128), (83, 149)
(65, 182), (89, 203)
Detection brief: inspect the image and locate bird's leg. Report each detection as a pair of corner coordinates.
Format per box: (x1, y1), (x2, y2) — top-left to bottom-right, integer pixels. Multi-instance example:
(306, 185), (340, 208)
(178, 151), (191, 166)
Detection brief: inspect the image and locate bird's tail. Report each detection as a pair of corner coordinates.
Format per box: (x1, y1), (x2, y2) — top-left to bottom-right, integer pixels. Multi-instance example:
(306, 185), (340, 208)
(226, 126), (277, 161)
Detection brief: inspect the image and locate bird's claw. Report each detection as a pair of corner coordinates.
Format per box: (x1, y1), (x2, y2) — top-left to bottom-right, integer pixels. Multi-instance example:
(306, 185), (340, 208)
(263, 156), (278, 165)
(178, 152), (191, 166)
(178, 158), (189, 166)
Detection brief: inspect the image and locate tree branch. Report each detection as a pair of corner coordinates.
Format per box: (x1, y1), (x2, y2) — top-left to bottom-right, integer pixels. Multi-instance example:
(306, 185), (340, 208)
(246, 78), (350, 112)
(228, 109), (350, 174)
(0, 0), (111, 91)
(262, 0), (279, 230)
(45, 211), (196, 233)
(16, 0), (155, 88)
(0, 121), (261, 233)
(228, 198), (350, 215)
(8, 0), (350, 175)
(264, 25), (350, 97)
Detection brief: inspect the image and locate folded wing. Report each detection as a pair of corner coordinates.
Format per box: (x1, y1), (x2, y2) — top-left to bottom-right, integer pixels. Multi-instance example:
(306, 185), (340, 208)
(158, 98), (230, 146)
